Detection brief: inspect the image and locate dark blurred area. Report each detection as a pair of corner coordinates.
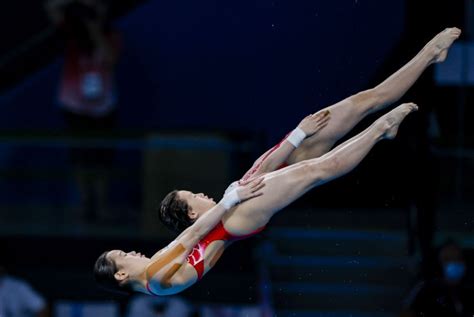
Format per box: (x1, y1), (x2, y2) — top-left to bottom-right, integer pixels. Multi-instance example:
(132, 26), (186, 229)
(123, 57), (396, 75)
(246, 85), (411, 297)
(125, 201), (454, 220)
(400, 240), (474, 317)
(0, 0), (473, 316)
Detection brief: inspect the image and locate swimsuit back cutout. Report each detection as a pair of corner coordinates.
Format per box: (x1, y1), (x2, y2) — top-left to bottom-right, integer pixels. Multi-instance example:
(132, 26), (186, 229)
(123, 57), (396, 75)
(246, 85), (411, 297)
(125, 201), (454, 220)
(186, 222), (265, 280)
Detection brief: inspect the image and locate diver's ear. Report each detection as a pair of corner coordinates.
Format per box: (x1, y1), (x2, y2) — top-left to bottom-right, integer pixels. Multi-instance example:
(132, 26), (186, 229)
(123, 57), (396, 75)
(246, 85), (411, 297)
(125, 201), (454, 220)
(114, 270), (129, 282)
(187, 209), (198, 221)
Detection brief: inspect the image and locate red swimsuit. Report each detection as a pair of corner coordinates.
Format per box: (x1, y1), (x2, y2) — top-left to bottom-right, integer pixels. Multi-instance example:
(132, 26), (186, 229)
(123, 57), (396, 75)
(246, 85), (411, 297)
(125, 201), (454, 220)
(146, 222), (264, 295)
(186, 221), (265, 280)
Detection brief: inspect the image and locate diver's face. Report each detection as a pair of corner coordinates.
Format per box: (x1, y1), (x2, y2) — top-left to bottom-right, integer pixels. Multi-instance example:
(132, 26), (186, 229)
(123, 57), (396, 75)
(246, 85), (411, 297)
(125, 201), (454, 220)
(107, 250), (150, 283)
(177, 190), (216, 220)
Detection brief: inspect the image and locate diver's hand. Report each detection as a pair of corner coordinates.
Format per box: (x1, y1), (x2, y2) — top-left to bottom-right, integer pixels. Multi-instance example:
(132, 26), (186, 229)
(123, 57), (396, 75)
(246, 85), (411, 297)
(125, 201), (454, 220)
(221, 176), (265, 209)
(236, 176), (265, 202)
(297, 110), (331, 137)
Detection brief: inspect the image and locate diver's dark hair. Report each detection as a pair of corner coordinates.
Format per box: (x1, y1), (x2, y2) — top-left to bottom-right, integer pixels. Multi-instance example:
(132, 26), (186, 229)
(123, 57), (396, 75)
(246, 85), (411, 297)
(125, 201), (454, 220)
(93, 251), (131, 296)
(159, 190), (193, 233)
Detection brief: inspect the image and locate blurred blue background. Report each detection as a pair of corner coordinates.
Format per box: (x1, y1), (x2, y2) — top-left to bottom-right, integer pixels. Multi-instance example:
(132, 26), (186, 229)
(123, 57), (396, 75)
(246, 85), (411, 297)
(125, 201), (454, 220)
(0, 0), (473, 317)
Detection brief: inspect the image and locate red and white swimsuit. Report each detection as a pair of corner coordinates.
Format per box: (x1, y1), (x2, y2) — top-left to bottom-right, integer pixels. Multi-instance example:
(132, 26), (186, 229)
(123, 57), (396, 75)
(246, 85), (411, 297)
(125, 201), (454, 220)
(145, 222), (264, 295)
(186, 221), (264, 280)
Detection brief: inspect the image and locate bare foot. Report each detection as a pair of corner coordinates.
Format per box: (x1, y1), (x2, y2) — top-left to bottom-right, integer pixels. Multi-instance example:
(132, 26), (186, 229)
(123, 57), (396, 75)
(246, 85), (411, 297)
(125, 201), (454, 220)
(378, 103), (418, 140)
(425, 27), (462, 63)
